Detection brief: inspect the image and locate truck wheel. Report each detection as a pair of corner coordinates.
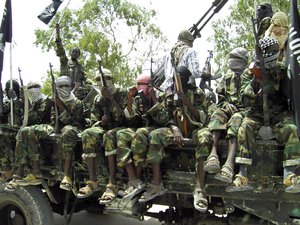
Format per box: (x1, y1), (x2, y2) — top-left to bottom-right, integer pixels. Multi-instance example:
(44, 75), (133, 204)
(0, 182), (54, 225)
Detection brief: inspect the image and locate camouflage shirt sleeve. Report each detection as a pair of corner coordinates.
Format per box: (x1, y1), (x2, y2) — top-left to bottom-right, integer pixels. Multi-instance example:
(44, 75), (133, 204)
(28, 97), (53, 125)
(55, 38), (68, 67)
(59, 98), (85, 129)
(239, 68), (257, 107)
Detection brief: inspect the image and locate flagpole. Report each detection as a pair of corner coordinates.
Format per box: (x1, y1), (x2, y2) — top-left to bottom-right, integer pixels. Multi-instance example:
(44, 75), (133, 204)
(47, 0), (72, 46)
(9, 42), (13, 125)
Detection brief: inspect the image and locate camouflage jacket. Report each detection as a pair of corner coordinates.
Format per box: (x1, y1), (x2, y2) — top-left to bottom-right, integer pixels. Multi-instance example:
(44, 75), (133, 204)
(239, 63), (289, 117)
(58, 98), (86, 130)
(27, 96), (53, 126)
(216, 71), (243, 110)
(55, 39), (85, 86)
(123, 89), (174, 128)
(173, 87), (207, 137)
(0, 97), (23, 126)
(92, 88), (128, 128)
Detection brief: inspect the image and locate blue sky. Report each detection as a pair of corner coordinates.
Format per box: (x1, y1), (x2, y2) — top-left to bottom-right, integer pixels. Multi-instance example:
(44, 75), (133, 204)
(0, 0), (232, 85)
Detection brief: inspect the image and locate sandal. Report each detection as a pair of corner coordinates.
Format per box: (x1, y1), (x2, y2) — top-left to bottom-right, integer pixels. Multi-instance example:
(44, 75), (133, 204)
(138, 183), (167, 203)
(193, 187), (208, 212)
(60, 176), (72, 191)
(285, 174), (300, 193)
(99, 183), (118, 205)
(283, 173), (298, 186)
(77, 180), (100, 199)
(226, 174), (253, 192)
(122, 179), (145, 202)
(204, 154), (220, 174)
(16, 174), (43, 186)
(214, 164), (234, 183)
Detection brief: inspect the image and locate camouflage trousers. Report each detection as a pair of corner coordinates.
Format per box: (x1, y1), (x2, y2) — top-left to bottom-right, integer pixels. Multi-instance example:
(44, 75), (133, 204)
(208, 107), (244, 138)
(81, 126), (105, 159)
(15, 124), (53, 166)
(116, 127), (155, 167)
(236, 111), (300, 166)
(103, 127), (124, 157)
(146, 127), (175, 164)
(192, 127), (214, 159)
(0, 124), (19, 171)
(60, 125), (81, 160)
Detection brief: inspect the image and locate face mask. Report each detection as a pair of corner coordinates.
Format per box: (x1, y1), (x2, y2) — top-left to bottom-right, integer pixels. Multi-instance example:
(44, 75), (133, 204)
(28, 88), (43, 103)
(57, 86), (72, 100)
(136, 84), (150, 96)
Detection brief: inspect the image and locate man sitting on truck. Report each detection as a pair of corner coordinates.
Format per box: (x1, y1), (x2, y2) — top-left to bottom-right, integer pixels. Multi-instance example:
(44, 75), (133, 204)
(226, 37), (300, 193)
(78, 69), (128, 199)
(5, 82), (53, 191)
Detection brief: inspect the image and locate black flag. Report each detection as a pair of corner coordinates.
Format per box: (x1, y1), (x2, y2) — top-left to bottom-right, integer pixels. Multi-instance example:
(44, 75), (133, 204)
(0, 0), (12, 114)
(288, 0), (300, 133)
(38, 0), (62, 25)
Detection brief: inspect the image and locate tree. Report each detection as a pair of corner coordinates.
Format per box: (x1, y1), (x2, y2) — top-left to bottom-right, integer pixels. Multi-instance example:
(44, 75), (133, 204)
(34, 0), (168, 90)
(210, 0), (290, 75)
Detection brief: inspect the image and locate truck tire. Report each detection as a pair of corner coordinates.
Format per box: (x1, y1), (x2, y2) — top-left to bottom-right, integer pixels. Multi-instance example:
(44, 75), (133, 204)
(0, 182), (54, 225)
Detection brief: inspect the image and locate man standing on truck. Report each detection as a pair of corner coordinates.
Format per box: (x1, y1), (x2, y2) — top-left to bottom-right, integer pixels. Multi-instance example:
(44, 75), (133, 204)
(203, 47), (249, 184)
(55, 23), (85, 94)
(161, 30), (202, 91)
(78, 69), (128, 200)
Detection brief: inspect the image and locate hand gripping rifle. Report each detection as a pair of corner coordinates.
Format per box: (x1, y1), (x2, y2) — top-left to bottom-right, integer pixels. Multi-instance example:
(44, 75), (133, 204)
(97, 58), (112, 129)
(251, 15), (274, 140)
(50, 63), (60, 134)
(189, 0), (228, 38)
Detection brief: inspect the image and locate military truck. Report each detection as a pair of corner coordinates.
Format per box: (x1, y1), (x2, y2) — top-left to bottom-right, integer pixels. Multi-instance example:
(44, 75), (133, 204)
(0, 130), (300, 225)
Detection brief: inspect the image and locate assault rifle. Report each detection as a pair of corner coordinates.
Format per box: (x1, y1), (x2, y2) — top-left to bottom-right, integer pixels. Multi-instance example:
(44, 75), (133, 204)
(251, 15), (274, 140)
(199, 50), (222, 91)
(97, 58), (112, 129)
(173, 66), (190, 137)
(189, 0), (228, 38)
(49, 63), (60, 133)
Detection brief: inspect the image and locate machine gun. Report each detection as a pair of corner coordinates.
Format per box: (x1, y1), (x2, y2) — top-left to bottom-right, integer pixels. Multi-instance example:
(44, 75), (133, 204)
(189, 0), (228, 38)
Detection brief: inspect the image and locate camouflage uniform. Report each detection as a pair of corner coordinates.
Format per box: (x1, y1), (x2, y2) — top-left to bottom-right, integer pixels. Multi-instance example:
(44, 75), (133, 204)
(208, 71), (245, 133)
(236, 64), (300, 168)
(146, 88), (207, 164)
(116, 92), (161, 167)
(55, 39), (85, 87)
(0, 97), (23, 171)
(81, 88), (128, 160)
(58, 98), (86, 160)
(15, 96), (53, 166)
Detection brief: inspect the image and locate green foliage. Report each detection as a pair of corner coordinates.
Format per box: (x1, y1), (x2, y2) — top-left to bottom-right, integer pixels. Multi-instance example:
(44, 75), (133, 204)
(210, 0), (290, 75)
(34, 0), (168, 89)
